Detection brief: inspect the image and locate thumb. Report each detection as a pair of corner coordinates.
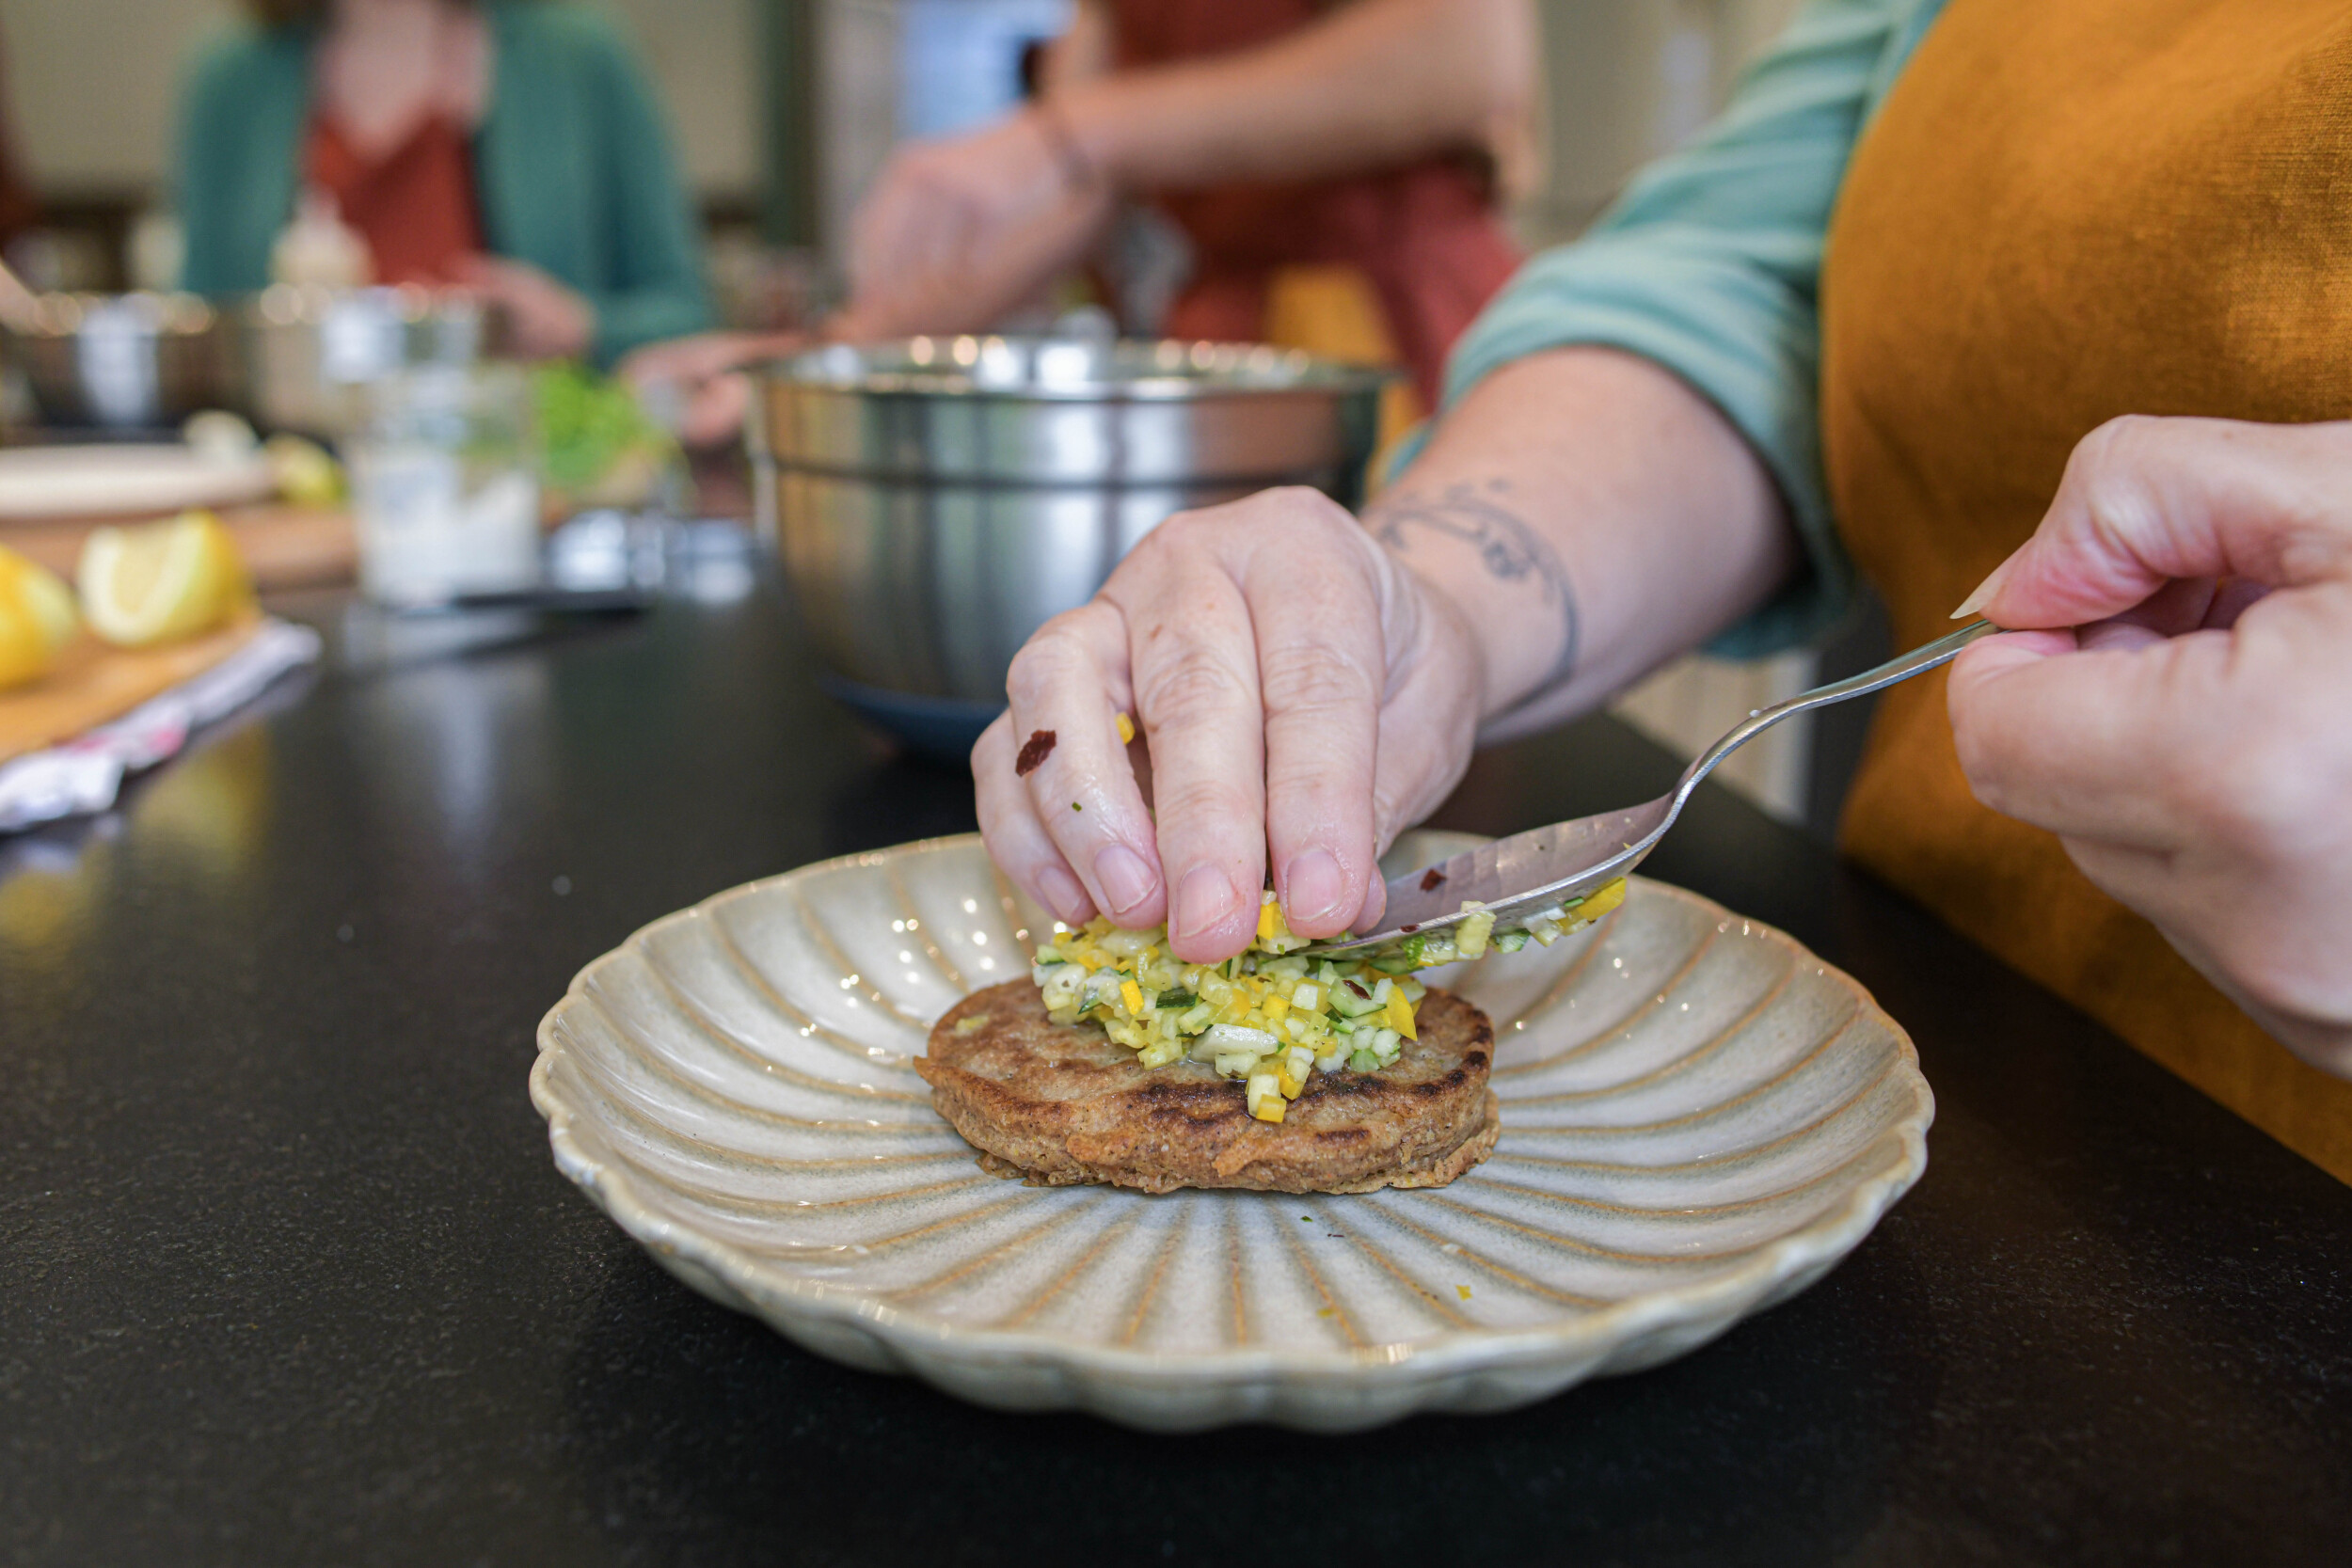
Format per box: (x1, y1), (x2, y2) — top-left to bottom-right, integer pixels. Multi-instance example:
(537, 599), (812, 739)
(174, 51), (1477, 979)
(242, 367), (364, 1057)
(1946, 624), (2219, 848)
(1957, 417), (2352, 628)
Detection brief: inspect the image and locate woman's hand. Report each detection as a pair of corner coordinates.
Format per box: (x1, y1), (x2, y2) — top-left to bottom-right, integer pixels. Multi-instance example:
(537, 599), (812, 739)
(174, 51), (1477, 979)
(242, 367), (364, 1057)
(450, 255), (594, 361)
(834, 108), (1113, 341)
(1948, 416), (2352, 1077)
(974, 487), (1485, 964)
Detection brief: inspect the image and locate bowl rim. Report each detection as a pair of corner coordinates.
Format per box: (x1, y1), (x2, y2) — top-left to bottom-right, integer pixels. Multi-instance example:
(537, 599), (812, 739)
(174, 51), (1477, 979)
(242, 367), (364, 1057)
(757, 334), (1398, 404)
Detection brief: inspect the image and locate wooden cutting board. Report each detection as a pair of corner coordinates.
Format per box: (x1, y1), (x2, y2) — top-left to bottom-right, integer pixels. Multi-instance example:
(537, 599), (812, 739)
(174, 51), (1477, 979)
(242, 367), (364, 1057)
(0, 611), (263, 764)
(0, 503), (358, 593)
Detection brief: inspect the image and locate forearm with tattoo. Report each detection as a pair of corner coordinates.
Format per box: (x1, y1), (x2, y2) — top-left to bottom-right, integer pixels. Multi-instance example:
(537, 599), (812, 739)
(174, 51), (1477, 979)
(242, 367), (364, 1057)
(1363, 479), (1580, 712)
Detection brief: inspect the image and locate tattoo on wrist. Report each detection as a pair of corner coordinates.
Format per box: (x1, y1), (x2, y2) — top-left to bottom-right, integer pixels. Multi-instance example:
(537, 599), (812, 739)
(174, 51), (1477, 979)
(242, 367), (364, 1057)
(1366, 480), (1579, 705)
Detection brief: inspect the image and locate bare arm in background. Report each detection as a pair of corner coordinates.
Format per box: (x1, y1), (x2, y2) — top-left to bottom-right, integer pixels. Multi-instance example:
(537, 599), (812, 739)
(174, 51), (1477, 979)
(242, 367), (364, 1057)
(628, 0), (1538, 442)
(1049, 0), (1539, 196)
(834, 0), (1540, 339)
(974, 346), (1793, 960)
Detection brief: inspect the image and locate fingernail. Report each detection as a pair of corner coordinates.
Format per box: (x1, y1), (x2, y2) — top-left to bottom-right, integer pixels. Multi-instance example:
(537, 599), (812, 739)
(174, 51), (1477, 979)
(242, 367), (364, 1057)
(1282, 847), (1347, 927)
(1093, 844), (1155, 919)
(1172, 864), (1239, 946)
(1952, 556), (2014, 620)
(1037, 864), (1092, 925)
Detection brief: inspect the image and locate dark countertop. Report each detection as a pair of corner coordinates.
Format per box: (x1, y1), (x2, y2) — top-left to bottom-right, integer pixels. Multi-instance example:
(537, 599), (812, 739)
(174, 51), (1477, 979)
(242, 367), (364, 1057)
(4, 577), (2347, 1566)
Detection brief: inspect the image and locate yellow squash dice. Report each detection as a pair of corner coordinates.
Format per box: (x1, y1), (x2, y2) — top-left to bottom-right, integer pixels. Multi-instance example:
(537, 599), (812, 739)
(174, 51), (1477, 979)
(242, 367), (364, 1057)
(1384, 989), (1418, 1041)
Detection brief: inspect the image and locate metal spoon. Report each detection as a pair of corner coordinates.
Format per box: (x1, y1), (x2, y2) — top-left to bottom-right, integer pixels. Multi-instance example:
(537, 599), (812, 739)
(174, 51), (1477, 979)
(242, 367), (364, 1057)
(1311, 619), (2001, 953)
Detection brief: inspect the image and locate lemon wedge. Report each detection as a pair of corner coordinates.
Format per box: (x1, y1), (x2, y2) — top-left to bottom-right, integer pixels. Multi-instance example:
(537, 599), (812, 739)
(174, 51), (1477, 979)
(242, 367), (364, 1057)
(78, 510), (253, 648)
(0, 544), (79, 689)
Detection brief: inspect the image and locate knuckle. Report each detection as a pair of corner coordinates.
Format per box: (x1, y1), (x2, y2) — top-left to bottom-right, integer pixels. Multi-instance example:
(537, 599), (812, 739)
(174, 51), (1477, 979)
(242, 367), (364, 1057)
(1107, 527), (1210, 600)
(1259, 483), (1354, 528)
(2061, 418), (2160, 522)
(1125, 506), (1220, 561)
(1255, 487), (1368, 559)
(1151, 773), (1258, 835)
(1002, 646), (1059, 708)
(1260, 639), (1375, 719)
(1138, 645), (1251, 727)
(1244, 484), (1345, 521)
(1111, 490), (1372, 612)
(2073, 414), (2163, 479)
(1004, 609), (1104, 705)
(1135, 486), (1356, 554)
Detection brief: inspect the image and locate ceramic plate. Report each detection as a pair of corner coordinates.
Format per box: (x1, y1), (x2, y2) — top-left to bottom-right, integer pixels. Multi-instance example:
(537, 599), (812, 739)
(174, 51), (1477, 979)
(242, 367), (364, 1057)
(532, 832), (1931, 1432)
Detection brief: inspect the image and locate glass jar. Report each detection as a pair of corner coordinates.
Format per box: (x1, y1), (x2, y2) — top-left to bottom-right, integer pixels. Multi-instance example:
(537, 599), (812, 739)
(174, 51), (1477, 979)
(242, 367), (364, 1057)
(348, 363), (540, 606)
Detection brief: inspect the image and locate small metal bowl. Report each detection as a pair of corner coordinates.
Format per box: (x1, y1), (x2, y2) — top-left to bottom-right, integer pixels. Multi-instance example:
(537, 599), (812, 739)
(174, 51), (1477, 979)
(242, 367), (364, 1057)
(1, 292), (238, 431)
(238, 283), (505, 440)
(755, 335), (1391, 756)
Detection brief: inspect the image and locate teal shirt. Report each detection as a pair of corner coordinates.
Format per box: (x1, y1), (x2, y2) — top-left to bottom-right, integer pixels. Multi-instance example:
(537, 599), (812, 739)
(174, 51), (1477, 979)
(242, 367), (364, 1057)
(1443, 0), (1948, 655)
(175, 3), (713, 364)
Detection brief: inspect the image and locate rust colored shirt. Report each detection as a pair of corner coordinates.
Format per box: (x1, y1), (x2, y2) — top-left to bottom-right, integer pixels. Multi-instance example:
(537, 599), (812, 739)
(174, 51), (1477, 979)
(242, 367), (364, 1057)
(1106, 0), (1520, 409)
(305, 113), (484, 286)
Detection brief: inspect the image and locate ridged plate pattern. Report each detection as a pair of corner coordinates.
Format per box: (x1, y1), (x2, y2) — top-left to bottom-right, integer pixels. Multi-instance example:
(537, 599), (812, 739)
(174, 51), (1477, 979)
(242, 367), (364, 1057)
(532, 832), (1932, 1432)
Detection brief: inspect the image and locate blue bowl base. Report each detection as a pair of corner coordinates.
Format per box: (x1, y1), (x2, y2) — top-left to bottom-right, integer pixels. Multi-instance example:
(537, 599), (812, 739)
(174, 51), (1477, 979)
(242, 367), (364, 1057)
(820, 676), (1004, 762)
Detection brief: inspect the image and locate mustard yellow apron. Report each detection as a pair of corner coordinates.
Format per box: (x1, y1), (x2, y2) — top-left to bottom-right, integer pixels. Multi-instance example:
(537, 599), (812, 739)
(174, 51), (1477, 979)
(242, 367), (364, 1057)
(1822, 0), (2352, 1181)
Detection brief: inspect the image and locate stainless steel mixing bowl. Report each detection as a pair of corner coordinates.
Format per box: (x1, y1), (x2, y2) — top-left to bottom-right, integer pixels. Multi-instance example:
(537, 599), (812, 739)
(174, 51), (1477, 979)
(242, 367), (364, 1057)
(755, 335), (1390, 755)
(2, 292), (238, 430)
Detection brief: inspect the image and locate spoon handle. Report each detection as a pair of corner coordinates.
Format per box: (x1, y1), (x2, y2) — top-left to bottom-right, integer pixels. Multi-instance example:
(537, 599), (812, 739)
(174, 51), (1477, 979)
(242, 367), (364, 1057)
(1674, 620), (2001, 803)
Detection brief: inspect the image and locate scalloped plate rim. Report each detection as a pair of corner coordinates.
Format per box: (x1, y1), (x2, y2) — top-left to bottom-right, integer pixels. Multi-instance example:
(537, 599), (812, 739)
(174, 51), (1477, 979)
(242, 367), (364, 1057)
(532, 832), (1932, 1396)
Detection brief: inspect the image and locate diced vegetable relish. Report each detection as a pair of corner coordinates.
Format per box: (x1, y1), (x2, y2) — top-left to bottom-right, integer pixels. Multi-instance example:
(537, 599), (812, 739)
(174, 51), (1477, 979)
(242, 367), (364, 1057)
(1031, 880), (1629, 1122)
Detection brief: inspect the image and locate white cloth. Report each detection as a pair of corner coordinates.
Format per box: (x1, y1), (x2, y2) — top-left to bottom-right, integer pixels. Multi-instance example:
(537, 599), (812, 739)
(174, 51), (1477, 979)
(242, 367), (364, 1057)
(0, 619), (322, 832)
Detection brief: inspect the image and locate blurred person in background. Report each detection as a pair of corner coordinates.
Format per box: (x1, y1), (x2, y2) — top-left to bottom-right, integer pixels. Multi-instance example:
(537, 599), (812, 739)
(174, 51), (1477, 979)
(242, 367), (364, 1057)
(175, 0), (712, 363)
(0, 18), (41, 316)
(0, 20), (36, 259)
(629, 0), (1536, 446)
